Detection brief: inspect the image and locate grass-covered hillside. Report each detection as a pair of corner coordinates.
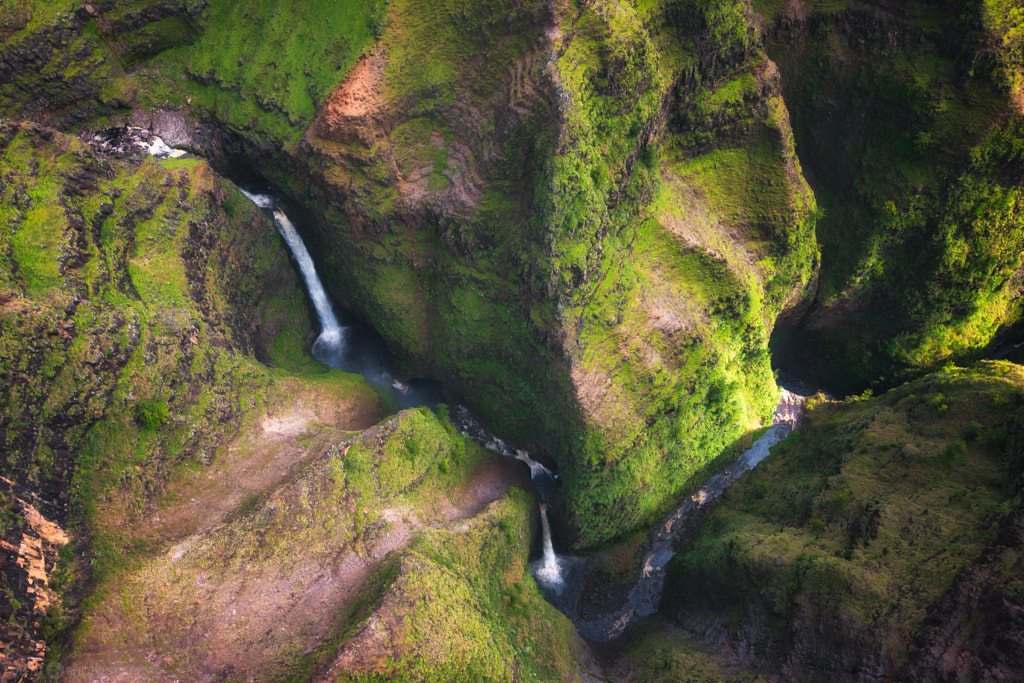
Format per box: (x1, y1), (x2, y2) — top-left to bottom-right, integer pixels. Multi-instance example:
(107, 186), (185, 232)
(66, 408), (591, 682)
(0, 122), (383, 676)
(759, 0), (1024, 394)
(663, 361), (1024, 680)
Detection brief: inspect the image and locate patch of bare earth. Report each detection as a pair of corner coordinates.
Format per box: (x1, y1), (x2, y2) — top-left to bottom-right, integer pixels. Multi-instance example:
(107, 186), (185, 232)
(0, 478), (70, 680)
(784, 0), (808, 21)
(313, 52), (389, 147)
(120, 377), (382, 548)
(63, 444), (524, 681)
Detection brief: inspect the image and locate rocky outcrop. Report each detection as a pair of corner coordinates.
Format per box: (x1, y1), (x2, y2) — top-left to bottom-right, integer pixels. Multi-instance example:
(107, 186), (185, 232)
(0, 477), (69, 681)
(312, 52), (390, 147)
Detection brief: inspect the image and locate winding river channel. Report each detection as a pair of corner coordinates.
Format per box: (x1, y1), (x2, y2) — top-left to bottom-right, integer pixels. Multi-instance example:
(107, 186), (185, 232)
(238, 188), (814, 643)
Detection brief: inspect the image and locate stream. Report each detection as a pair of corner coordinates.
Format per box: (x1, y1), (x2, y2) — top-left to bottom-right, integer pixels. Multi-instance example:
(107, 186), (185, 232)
(234, 184), (815, 645)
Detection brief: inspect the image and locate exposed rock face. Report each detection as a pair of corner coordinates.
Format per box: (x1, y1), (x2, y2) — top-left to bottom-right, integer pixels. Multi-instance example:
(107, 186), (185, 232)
(313, 52), (390, 147)
(65, 409), (586, 683)
(0, 477), (69, 680)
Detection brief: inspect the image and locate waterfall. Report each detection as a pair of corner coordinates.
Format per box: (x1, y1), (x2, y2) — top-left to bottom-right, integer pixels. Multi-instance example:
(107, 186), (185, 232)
(534, 503), (563, 592)
(240, 191), (343, 351)
(514, 449), (555, 480)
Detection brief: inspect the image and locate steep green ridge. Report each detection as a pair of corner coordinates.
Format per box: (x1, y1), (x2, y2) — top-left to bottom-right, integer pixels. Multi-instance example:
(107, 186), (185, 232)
(67, 408), (589, 682)
(759, 0), (1024, 393)
(259, 0), (819, 548)
(0, 122), (382, 672)
(0, 0), (819, 547)
(663, 361), (1024, 679)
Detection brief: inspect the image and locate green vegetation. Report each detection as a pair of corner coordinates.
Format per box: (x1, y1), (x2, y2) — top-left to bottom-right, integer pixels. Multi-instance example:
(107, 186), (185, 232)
(0, 0), (820, 550)
(277, 0), (819, 549)
(0, 123), (382, 667)
(665, 361), (1024, 676)
(71, 408), (586, 681)
(0, 0), (379, 145)
(329, 488), (586, 682)
(763, 0), (1024, 393)
(615, 617), (770, 682)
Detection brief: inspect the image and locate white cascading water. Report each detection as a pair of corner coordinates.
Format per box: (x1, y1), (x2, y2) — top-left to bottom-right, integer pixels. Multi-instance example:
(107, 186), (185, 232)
(534, 503), (563, 592)
(241, 191), (343, 351)
(514, 449), (554, 480)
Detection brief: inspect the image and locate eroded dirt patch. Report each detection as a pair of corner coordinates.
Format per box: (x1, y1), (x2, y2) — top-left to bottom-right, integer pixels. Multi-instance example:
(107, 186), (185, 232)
(64, 415), (525, 682)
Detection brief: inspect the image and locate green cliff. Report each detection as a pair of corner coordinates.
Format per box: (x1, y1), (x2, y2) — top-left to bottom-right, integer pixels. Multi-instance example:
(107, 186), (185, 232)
(1, 0), (822, 547)
(663, 361), (1024, 679)
(761, 0), (1024, 393)
(1, 0), (1024, 679)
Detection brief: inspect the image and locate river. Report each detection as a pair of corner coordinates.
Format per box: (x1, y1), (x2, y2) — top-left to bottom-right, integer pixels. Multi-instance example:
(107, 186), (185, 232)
(237, 187), (814, 645)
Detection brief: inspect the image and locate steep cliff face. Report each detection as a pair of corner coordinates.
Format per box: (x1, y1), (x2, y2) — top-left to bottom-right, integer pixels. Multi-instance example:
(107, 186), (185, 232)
(260, 0), (818, 548)
(759, 0), (1024, 394)
(0, 122), (383, 675)
(0, 0), (818, 547)
(663, 361), (1024, 680)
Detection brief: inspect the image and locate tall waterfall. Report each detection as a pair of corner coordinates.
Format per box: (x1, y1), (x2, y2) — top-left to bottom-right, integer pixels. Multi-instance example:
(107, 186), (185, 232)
(534, 503), (563, 592)
(241, 191), (342, 350)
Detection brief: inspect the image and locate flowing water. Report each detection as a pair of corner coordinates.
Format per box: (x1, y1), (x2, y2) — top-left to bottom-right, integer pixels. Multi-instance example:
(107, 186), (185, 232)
(240, 191), (440, 409)
(240, 188), (815, 643)
(150, 143), (826, 651)
(547, 385), (812, 642)
(534, 504), (564, 592)
(450, 405), (561, 503)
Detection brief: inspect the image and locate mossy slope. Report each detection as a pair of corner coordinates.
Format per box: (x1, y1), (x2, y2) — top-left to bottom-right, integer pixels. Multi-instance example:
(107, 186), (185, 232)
(0, 0), (820, 549)
(0, 121), (382, 673)
(664, 360), (1024, 679)
(255, 0), (820, 549)
(67, 408), (588, 682)
(760, 0), (1024, 393)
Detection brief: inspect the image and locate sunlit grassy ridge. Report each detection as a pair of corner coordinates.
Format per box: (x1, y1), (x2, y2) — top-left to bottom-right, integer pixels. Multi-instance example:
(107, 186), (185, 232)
(70, 408), (586, 681)
(267, 0), (818, 548)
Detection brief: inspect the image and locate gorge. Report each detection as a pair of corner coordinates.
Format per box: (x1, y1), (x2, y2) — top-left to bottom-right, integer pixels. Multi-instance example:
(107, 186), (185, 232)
(1, 0), (1024, 681)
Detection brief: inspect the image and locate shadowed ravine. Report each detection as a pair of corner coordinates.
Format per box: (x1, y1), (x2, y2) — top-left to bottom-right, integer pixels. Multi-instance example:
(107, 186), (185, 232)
(240, 188), (815, 645)
(537, 387), (811, 642)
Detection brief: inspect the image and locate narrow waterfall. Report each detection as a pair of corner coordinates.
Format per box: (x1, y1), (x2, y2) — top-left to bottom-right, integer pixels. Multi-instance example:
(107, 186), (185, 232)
(534, 503), (563, 592)
(241, 191), (342, 350)
(241, 189), (441, 409)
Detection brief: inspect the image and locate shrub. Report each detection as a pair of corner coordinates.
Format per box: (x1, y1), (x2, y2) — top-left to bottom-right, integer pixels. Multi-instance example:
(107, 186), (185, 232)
(134, 399), (169, 430)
